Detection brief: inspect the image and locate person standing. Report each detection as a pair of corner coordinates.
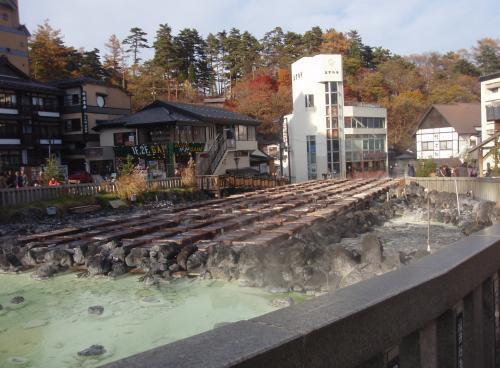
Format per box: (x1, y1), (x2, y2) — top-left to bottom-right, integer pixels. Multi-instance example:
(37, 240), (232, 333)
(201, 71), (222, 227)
(15, 171), (23, 188)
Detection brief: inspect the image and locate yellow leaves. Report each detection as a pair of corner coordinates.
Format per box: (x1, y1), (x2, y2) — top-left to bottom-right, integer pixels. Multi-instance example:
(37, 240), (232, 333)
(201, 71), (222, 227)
(320, 28), (349, 54)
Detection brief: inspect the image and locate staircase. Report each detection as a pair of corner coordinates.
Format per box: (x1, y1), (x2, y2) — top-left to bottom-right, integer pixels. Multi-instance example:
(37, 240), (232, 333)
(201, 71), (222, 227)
(199, 134), (235, 175)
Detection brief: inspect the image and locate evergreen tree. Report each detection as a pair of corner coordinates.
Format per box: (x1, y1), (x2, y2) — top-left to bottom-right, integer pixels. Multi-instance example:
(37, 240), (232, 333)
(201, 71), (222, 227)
(65, 47), (83, 76)
(205, 33), (221, 95)
(473, 38), (500, 75)
(80, 48), (106, 79)
(302, 26), (323, 56)
(28, 20), (71, 81)
(153, 24), (176, 71)
(173, 28), (209, 92)
(123, 27), (150, 65)
(261, 26), (286, 70)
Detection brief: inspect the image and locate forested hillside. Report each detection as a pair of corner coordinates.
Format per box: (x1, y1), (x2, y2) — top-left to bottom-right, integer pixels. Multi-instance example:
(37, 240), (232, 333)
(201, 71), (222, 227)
(28, 21), (500, 148)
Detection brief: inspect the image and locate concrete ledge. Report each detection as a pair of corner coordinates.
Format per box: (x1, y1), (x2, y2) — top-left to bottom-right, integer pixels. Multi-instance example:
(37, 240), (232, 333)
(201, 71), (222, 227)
(102, 222), (500, 368)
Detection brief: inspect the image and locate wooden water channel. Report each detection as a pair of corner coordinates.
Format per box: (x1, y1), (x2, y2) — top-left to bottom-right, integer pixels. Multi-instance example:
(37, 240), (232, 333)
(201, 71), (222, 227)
(17, 178), (399, 273)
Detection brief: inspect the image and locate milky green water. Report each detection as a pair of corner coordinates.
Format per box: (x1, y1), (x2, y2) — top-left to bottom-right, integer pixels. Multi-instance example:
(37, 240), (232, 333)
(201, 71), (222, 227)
(0, 273), (278, 368)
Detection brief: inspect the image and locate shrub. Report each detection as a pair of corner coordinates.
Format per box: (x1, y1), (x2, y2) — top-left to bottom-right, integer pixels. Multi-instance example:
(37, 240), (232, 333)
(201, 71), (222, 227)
(181, 158), (197, 188)
(416, 159), (437, 177)
(41, 156), (64, 185)
(115, 156), (148, 200)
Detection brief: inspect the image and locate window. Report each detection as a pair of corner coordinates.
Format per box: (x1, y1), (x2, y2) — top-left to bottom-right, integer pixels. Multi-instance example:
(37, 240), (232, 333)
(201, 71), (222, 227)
(345, 117), (352, 128)
(65, 119), (81, 132)
(0, 91), (16, 108)
(193, 126), (206, 142)
(114, 132), (136, 147)
(96, 94), (106, 108)
(236, 125), (247, 141)
(439, 140), (453, 150)
(305, 94), (314, 108)
(22, 120), (33, 134)
(247, 126), (256, 141)
(306, 135), (317, 180)
(175, 125), (193, 142)
(421, 141), (433, 151)
(32, 95), (58, 111)
(38, 124), (60, 138)
(0, 121), (19, 137)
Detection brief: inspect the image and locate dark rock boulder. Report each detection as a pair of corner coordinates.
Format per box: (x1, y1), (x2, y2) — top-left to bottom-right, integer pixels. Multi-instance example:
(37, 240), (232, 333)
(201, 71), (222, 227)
(44, 249), (73, 268)
(88, 306), (104, 315)
(177, 244), (198, 270)
(77, 345), (106, 357)
(86, 254), (111, 276)
(109, 262), (127, 278)
(10, 296), (25, 304)
(73, 244), (89, 265)
(0, 253), (22, 272)
(360, 234), (383, 264)
(32, 262), (62, 280)
(187, 251), (208, 271)
(125, 248), (149, 268)
(153, 243), (180, 263)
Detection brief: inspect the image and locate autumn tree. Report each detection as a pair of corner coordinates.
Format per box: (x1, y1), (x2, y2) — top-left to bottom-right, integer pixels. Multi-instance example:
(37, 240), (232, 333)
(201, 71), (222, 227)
(104, 34), (126, 85)
(28, 20), (70, 81)
(320, 28), (349, 55)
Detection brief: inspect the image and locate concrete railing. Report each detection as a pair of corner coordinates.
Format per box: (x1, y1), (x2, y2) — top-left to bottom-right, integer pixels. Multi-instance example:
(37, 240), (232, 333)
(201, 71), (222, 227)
(103, 223), (500, 368)
(405, 177), (500, 203)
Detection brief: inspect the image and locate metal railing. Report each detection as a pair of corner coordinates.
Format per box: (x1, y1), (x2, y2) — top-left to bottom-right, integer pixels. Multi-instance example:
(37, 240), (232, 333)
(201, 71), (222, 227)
(405, 176), (500, 203)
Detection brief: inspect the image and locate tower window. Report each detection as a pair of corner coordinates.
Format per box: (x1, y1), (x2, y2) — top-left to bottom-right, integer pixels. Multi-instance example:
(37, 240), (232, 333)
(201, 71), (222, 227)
(305, 94), (314, 108)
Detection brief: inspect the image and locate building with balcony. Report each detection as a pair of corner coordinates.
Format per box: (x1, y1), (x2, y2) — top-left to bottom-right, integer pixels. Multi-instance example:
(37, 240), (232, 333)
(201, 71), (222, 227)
(51, 77), (131, 174)
(284, 54), (388, 182)
(0, 56), (63, 174)
(478, 72), (500, 174)
(415, 103), (481, 166)
(0, 0), (29, 75)
(93, 100), (260, 177)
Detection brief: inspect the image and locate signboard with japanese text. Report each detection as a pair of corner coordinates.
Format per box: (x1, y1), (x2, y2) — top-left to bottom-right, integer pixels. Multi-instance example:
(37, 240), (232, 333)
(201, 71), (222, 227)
(114, 143), (167, 159)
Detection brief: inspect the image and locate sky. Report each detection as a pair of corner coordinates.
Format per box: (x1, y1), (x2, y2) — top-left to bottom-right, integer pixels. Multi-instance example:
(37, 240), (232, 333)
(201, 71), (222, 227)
(21, 0), (500, 61)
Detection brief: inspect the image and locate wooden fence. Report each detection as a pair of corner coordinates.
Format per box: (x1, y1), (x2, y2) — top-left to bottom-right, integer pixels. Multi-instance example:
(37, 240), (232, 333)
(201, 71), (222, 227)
(405, 177), (500, 203)
(0, 175), (289, 207)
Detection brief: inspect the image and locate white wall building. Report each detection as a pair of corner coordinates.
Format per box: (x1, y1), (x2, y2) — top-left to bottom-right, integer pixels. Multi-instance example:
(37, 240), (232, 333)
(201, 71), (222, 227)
(415, 104), (480, 164)
(479, 72), (500, 173)
(285, 54), (388, 182)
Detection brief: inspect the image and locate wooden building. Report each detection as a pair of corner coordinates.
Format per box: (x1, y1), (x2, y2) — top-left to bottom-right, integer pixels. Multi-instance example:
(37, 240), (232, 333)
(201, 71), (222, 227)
(94, 100), (260, 177)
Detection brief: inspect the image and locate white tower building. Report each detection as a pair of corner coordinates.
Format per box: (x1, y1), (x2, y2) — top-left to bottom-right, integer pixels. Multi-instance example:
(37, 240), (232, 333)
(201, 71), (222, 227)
(285, 54), (388, 182)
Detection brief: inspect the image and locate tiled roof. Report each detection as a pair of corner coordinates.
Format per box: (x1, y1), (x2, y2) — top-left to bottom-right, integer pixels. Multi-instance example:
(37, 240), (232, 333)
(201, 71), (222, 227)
(432, 103), (481, 135)
(0, 75), (62, 94)
(158, 100), (260, 125)
(95, 100), (261, 130)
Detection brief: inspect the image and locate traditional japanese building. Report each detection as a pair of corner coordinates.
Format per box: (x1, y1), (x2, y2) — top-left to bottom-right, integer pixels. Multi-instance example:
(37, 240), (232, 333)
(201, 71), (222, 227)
(51, 77), (131, 174)
(0, 56), (63, 173)
(93, 100), (260, 177)
(285, 54), (388, 182)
